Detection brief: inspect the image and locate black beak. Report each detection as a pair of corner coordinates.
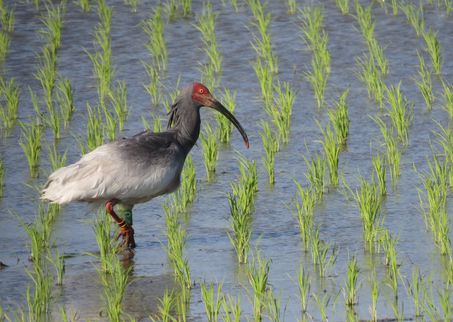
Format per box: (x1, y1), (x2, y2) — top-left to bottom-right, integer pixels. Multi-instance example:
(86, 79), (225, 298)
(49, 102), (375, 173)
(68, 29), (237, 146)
(207, 97), (249, 148)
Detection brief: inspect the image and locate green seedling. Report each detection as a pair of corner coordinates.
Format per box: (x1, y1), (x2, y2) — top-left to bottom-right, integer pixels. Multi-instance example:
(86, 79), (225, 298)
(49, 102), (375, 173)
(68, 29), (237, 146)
(310, 228), (337, 277)
(368, 38), (389, 76)
(372, 152), (386, 196)
(109, 81), (128, 131)
(369, 270), (379, 321)
(56, 79), (75, 129)
(123, 0), (139, 12)
(344, 256), (359, 306)
(298, 264), (310, 315)
(406, 267), (423, 317)
(0, 4), (15, 32)
(415, 52), (434, 110)
(0, 77), (20, 130)
(47, 143), (67, 171)
(335, 0), (349, 14)
(143, 63), (162, 106)
(313, 292), (330, 322)
(0, 31), (10, 62)
(200, 282), (223, 322)
(294, 181), (315, 251)
(78, 0), (90, 11)
(380, 230), (399, 297)
(356, 54), (385, 109)
(423, 28), (442, 75)
(386, 82), (412, 145)
(304, 153), (325, 201)
(222, 295), (241, 322)
(142, 5), (167, 71)
(174, 155), (197, 215)
(48, 249), (65, 285)
(328, 88), (350, 146)
(286, 0), (296, 14)
(247, 251), (271, 322)
(401, 2), (425, 37)
(19, 118), (44, 178)
(320, 123), (340, 187)
(442, 81), (453, 118)
(200, 123), (218, 181)
(164, 202), (191, 289)
(216, 88), (236, 144)
(150, 289), (175, 322)
(92, 210), (117, 273)
(352, 177), (382, 251)
(86, 103), (104, 151)
(253, 58), (273, 108)
(260, 121), (279, 185)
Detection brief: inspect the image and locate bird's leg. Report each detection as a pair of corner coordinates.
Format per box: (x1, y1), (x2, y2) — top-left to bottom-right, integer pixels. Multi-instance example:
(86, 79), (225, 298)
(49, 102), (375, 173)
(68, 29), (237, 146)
(105, 199), (136, 248)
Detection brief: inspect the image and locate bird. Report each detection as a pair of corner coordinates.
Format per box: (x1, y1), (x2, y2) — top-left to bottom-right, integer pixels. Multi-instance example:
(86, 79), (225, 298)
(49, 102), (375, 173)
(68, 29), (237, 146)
(41, 82), (249, 248)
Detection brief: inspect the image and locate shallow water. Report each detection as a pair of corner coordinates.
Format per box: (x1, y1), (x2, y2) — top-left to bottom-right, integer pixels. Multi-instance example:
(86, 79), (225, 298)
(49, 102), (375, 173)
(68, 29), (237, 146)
(0, 0), (452, 321)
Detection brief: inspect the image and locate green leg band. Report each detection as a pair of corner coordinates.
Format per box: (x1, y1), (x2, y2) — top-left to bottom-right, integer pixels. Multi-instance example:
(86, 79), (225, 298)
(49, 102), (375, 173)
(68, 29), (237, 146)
(116, 205), (133, 226)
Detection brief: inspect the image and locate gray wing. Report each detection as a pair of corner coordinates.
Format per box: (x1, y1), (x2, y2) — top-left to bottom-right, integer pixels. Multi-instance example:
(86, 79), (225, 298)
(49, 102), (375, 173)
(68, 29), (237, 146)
(41, 131), (182, 204)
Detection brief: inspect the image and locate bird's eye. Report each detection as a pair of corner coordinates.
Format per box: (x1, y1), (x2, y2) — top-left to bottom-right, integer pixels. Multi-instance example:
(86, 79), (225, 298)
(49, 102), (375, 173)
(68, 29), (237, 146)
(199, 88), (204, 94)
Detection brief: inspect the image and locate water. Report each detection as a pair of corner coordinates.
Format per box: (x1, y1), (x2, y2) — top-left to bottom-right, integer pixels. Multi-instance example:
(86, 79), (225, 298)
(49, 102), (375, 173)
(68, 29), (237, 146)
(0, 0), (452, 321)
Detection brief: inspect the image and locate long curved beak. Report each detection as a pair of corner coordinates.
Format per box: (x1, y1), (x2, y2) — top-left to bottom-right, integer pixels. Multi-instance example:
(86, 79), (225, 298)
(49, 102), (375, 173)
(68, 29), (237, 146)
(205, 96), (249, 148)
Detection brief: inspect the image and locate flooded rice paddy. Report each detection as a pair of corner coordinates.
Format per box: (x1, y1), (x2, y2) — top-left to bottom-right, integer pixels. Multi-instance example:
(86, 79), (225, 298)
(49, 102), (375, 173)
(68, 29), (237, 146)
(0, 0), (452, 321)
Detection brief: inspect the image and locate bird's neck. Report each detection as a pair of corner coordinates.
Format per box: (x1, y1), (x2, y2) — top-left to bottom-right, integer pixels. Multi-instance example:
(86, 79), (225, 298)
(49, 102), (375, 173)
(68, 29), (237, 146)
(172, 107), (201, 154)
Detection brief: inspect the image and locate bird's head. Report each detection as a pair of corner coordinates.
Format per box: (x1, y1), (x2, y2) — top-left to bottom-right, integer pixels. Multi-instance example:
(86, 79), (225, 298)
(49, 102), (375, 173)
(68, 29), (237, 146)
(191, 82), (249, 148)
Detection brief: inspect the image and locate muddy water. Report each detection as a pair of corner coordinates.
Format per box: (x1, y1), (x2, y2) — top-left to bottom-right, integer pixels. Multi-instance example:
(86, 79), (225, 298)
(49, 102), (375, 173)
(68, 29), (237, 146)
(0, 0), (452, 321)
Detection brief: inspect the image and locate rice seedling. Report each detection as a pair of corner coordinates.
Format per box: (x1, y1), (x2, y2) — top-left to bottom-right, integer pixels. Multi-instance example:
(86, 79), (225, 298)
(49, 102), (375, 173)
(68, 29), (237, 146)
(386, 82), (412, 145)
(253, 58), (274, 108)
(142, 5), (167, 71)
(0, 77), (20, 130)
(300, 6), (330, 108)
(313, 292), (330, 322)
(294, 181), (316, 251)
(356, 54), (386, 109)
(415, 52), (434, 110)
(400, 2), (425, 37)
(200, 123), (219, 181)
(216, 88), (236, 144)
(355, 2), (374, 42)
(372, 152), (386, 196)
(390, 0), (398, 15)
(335, 0), (349, 14)
(438, 286), (452, 320)
(0, 3), (15, 32)
(422, 279), (441, 321)
(367, 270), (378, 321)
(388, 297), (404, 321)
(406, 267), (423, 317)
(380, 230), (399, 298)
(265, 81), (295, 144)
(418, 153), (450, 255)
(143, 63), (162, 107)
(200, 282), (223, 322)
(351, 177), (382, 251)
(228, 157), (257, 263)
(86, 103), (105, 151)
(222, 295), (241, 322)
(442, 81), (453, 118)
(47, 143), (67, 171)
(150, 289), (175, 322)
(56, 79), (74, 129)
(328, 88), (350, 146)
(19, 118), (44, 178)
(48, 249), (65, 285)
(373, 116), (401, 184)
(247, 251), (270, 322)
(92, 210), (117, 273)
(0, 32), (9, 62)
(123, 0), (139, 12)
(304, 153), (326, 201)
(368, 38), (389, 76)
(320, 123), (340, 187)
(109, 81), (128, 131)
(164, 202), (192, 289)
(286, 0), (296, 14)
(78, 0), (90, 11)
(175, 287), (190, 322)
(305, 57), (328, 108)
(25, 264), (53, 321)
(423, 28), (442, 75)
(174, 155), (197, 215)
(181, 0), (192, 16)
(297, 264), (310, 315)
(260, 121), (279, 185)
(34, 46), (57, 110)
(310, 228), (337, 277)
(265, 290), (281, 322)
(343, 256), (360, 306)
(98, 253), (131, 322)
(196, 2), (222, 88)
(163, 0), (178, 21)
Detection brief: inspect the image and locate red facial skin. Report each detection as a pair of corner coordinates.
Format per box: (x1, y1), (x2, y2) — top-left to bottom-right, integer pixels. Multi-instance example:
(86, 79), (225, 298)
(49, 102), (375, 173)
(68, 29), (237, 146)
(191, 82), (214, 106)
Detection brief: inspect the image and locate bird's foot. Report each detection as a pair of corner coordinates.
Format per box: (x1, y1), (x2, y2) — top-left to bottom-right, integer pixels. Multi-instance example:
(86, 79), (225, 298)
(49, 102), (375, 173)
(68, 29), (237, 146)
(117, 222), (136, 249)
